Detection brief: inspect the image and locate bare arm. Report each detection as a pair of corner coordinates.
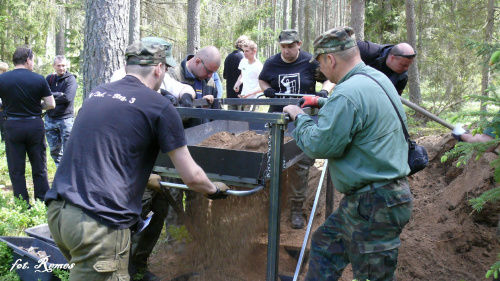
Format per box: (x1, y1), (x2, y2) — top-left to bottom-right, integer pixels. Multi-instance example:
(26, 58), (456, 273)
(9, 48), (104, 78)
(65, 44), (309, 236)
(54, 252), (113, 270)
(233, 74), (243, 92)
(460, 133), (497, 152)
(168, 145), (217, 195)
(42, 95), (55, 110)
(259, 79), (272, 91)
(321, 80), (335, 93)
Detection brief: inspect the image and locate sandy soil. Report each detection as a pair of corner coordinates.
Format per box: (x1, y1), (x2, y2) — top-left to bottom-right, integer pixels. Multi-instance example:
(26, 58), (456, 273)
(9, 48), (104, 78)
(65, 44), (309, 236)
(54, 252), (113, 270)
(149, 132), (500, 281)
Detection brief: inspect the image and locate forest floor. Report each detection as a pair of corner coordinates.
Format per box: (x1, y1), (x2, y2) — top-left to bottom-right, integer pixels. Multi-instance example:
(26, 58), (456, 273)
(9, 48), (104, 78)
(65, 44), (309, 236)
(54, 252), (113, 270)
(149, 132), (500, 281)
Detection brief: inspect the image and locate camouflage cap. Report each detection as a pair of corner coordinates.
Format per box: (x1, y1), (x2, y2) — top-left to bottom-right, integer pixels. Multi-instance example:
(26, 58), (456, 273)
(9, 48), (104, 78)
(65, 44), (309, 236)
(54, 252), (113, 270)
(141, 37), (177, 67)
(309, 27), (357, 63)
(278, 29), (300, 44)
(125, 42), (167, 66)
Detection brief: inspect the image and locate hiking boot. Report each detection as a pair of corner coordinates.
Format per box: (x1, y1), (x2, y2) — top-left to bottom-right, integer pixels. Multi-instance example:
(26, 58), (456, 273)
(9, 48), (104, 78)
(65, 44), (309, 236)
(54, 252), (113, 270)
(291, 201), (305, 229)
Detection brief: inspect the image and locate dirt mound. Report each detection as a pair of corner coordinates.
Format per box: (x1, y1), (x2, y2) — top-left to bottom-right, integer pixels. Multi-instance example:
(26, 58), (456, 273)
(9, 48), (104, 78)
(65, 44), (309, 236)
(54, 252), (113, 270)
(149, 133), (500, 281)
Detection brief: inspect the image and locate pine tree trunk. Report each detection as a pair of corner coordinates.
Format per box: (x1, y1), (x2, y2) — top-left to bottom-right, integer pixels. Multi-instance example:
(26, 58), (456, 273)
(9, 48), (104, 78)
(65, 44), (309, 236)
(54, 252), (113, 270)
(129, 0), (141, 45)
(324, 0), (331, 32)
(480, 0), (495, 112)
(298, 0), (305, 39)
(187, 0), (200, 54)
(350, 0), (364, 41)
(405, 0), (421, 104)
(82, 0), (129, 98)
(303, 0), (313, 53)
(282, 0), (289, 30)
(55, 0), (65, 55)
(291, 0), (298, 31)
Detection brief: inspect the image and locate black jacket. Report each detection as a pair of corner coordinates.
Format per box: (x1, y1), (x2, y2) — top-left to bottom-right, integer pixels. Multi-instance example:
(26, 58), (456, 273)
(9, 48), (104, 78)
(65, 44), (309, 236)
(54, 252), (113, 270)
(223, 49), (244, 98)
(357, 41), (408, 95)
(45, 71), (78, 119)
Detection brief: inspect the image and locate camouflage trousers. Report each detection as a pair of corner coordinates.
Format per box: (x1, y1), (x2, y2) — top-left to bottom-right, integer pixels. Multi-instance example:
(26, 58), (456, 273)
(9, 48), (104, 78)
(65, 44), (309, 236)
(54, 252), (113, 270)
(289, 155), (315, 204)
(45, 116), (74, 166)
(305, 178), (413, 281)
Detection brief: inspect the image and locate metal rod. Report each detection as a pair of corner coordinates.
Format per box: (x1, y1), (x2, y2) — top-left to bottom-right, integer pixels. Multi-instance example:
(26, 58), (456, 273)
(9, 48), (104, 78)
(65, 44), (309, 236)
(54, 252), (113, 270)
(159, 181), (264, 197)
(266, 124), (285, 281)
(400, 96), (454, 130)
(293, 160), (329, 281)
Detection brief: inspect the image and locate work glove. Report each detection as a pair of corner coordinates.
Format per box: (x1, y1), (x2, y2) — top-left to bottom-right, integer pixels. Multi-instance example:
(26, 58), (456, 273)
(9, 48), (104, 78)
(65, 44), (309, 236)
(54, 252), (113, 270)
(161, 90), (179, 106)
(452, 124), (467, 141)
(206, 182), (229, 200)
(298, 96), (320, 109)
(178, 93), (194, 108)
(315, 89), (329, 98)
(263, 88), (276, 98)
(146, 174), (162, 192)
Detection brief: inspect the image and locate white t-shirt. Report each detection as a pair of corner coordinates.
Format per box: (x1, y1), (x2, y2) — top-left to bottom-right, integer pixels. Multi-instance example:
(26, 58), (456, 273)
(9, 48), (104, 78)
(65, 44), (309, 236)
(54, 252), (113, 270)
(238, 59), (263, 97)
(110, 67), (186, 98)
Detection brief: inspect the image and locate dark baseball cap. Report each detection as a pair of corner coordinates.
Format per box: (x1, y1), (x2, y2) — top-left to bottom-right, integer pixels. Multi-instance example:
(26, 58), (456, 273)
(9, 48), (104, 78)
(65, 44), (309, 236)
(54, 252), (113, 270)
(125, 42), (167, 66)
(141, 37), (177, 67)
(309, 27), (357, 63)
(278, 29), (300, 44)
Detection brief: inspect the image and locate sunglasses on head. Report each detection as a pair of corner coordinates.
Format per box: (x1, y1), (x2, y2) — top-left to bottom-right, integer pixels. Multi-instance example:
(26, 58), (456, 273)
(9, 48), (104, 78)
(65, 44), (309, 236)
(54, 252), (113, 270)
(393, 53), (417, 59)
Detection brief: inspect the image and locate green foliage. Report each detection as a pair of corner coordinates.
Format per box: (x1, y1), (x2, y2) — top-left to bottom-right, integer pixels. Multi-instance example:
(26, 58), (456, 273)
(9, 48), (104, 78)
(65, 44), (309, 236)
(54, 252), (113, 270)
(485, 254), (500, 279)
(0, 242), (21, 280)
(365, 0), (405, 43)
(0, 272), (21, 281)
(469, 186), (500, 213)
(167, 225), (193, 244)
(0, 242), (13, 276)
(0, 194), (47, 236)
(52, 268), (70, 281)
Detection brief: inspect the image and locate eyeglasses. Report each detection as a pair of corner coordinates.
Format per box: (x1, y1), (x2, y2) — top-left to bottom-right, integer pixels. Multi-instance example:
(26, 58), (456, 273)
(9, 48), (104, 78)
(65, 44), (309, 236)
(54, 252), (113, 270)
(199, 58), (215, 75)
(393, 53), (417, 59)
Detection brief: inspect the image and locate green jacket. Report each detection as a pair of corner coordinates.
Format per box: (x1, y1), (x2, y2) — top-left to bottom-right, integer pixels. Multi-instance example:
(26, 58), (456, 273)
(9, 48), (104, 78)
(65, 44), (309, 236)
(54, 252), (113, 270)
(293, 62), (410, 194)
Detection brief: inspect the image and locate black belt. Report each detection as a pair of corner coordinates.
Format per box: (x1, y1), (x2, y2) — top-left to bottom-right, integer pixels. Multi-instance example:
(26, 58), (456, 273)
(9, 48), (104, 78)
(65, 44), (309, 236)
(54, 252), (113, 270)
(4, 116), (41, 120)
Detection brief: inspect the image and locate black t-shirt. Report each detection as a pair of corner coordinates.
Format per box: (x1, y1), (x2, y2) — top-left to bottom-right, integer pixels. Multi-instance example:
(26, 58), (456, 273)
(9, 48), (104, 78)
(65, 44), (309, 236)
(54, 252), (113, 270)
(0, 69), (52, 117)
(44, 75), (187, 229)
(259, 51), (324, 112)
(223, 49), (244, 98)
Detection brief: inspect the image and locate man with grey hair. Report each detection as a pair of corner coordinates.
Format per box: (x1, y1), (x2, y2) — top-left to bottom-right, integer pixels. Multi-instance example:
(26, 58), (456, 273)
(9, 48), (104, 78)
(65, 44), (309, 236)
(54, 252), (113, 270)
(284, 27), (413, 281)
(45, 55), (78, 166)
(45, 41), (228, 280)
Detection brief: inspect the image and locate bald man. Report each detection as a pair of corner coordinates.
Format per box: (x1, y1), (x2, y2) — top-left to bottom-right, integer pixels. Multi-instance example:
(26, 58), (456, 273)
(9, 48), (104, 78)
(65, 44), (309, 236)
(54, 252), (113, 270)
(358, 41), (417, 95)
(168, 46), (222, 116)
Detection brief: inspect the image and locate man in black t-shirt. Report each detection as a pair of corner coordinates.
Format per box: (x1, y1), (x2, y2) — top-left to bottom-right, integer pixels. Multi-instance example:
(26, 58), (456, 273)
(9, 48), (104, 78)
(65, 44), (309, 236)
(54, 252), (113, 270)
(0, 47), (55, 206)
(259, 30), (334, 229)
(357, 41), (416, 95)
(223, 35), (248, 110)
(45, 42), (229, 280)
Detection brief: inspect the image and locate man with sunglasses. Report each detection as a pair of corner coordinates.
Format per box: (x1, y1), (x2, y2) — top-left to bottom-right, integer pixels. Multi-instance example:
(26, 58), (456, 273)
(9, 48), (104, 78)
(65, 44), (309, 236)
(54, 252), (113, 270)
(168, 45), (222, 123)
(0, 47), (55, 207)
(358, 41), (417, 95)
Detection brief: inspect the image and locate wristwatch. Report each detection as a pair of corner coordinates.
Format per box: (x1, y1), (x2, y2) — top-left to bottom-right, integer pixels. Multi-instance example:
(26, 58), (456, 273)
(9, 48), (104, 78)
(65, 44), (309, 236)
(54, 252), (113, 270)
(295, 113), (307, 120)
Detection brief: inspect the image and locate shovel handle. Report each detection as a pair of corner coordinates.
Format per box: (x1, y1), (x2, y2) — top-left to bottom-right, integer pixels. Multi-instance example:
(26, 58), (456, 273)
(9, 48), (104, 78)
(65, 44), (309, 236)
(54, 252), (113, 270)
(159, 181), (264, 197)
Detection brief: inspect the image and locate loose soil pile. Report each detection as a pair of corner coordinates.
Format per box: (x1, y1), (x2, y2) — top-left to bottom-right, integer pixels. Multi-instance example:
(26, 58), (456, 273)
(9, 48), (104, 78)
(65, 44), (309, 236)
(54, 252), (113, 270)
(149, 132), (500, 281)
